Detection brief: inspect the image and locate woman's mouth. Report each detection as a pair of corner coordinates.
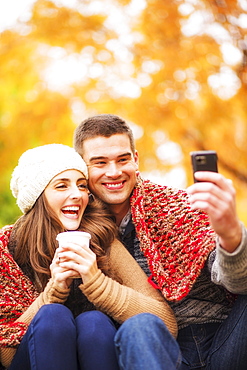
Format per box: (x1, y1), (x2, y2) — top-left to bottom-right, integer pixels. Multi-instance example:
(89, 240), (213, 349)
(61, 206), (80, 216)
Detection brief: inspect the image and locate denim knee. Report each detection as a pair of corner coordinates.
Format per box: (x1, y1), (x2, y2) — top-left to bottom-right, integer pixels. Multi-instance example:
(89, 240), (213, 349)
(9, 304), (78, 370)
(116, 313), (169, 341)
(76, 311), (119, 370)
(115, 314), (181, 370)
(76, 311), (117, 344)
(32, 303), (76, 338)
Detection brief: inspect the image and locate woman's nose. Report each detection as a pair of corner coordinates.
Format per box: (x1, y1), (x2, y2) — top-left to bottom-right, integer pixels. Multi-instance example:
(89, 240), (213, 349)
(70, 185), (82, 199)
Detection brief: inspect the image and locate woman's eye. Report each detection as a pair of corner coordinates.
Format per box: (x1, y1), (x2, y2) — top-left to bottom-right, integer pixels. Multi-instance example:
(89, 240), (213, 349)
(55, 184), (66, 189)
(78, 184), (87, 190)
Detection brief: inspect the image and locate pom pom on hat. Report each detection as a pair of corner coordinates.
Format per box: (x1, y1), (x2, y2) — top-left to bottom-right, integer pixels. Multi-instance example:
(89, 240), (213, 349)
(10, 144), (88, 214)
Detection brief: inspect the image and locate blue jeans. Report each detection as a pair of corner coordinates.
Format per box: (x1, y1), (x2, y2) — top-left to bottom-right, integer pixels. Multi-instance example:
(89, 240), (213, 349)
(9, 304), (119, 370)
(178, 294), (247, 369)
(115, 313), (182, 370)
(114, 295), (247, 370)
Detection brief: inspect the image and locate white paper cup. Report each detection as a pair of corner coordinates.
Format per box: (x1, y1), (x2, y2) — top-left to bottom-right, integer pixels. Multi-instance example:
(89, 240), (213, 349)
(56, 231), (91, 248)
(56, 231), (91, 279)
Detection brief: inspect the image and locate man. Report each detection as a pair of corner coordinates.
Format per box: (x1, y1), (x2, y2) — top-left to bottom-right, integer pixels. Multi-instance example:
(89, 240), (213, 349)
(74, 114), (247, 370)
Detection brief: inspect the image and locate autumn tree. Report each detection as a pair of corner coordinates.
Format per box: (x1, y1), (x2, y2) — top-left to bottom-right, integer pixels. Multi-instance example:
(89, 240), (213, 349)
(0, 0), (247, 226)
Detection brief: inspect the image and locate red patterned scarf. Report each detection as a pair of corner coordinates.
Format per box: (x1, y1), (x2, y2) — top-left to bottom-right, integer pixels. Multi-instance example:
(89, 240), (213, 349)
(130, 176), (216, 301)
(0, 226), (38, 348)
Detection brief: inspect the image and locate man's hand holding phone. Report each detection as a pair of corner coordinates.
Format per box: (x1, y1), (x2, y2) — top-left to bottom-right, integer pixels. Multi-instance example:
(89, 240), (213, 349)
(187, 151), (242, 253)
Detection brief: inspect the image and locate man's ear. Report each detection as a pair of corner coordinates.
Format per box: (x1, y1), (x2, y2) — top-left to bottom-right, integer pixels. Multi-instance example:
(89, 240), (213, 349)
(134, 150), (139, 168)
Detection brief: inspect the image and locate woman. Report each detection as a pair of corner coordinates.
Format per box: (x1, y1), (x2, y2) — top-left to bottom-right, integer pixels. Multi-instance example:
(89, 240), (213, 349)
(0, 144), (177, 370)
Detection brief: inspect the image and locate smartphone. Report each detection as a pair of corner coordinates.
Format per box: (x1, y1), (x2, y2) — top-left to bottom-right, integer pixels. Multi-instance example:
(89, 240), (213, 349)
(190, 150), (218, 182)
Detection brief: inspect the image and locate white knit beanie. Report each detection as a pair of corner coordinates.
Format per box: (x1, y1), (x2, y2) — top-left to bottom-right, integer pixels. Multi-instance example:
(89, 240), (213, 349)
(10, 144), (88, 214)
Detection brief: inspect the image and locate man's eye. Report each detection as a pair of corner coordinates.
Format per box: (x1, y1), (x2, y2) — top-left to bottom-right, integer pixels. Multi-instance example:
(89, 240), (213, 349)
(93, 161), (106, 166)
(119, 158), (128, 163)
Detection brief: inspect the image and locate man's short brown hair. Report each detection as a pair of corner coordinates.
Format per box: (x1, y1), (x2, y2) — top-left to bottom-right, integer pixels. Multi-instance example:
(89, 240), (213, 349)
(73, 114), (135, 155)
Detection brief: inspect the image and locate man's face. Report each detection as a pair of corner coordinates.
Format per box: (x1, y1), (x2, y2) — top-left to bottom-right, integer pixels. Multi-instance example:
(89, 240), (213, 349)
(82, 134), (138, 213)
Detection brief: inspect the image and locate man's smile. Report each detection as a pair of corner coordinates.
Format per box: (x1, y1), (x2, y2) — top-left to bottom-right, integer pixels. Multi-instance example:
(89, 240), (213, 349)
(103, 181), (125, 190)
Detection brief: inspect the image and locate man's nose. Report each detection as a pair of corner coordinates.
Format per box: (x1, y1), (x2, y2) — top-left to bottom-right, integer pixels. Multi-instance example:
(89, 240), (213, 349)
(105, 162), (122, 177)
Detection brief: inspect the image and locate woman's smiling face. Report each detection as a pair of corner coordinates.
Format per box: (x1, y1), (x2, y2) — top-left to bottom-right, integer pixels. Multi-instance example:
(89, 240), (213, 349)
(44, 169), (89, 230)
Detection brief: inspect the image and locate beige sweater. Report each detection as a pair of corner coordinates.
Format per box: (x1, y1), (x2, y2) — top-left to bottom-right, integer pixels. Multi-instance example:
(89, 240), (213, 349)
(1, 239), (177, 368)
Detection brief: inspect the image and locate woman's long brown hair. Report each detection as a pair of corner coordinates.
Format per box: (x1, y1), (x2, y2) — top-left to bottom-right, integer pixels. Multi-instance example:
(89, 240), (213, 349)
(10, 194), (117, 291)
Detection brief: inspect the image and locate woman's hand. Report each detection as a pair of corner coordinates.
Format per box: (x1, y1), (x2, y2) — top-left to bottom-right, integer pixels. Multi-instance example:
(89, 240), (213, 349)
(56, 241), (99, 283)
(187, 171), (242, 253)
(50, 248), (75, 289)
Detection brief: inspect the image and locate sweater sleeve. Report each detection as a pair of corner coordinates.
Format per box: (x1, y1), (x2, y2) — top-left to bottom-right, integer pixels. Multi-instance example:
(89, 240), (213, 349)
(15, 278), (70, 324)
(211, 223), (247, 294)
(0, 279), (70, 368)
(80, 239), (177, 338)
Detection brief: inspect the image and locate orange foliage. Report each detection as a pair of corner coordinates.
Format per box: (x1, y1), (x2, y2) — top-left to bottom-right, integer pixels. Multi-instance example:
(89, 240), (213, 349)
(0, 0), (247, 226)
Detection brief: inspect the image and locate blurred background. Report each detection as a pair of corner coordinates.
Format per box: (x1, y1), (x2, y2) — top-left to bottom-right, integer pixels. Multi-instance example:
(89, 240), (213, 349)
(1, 0), (247, 227)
